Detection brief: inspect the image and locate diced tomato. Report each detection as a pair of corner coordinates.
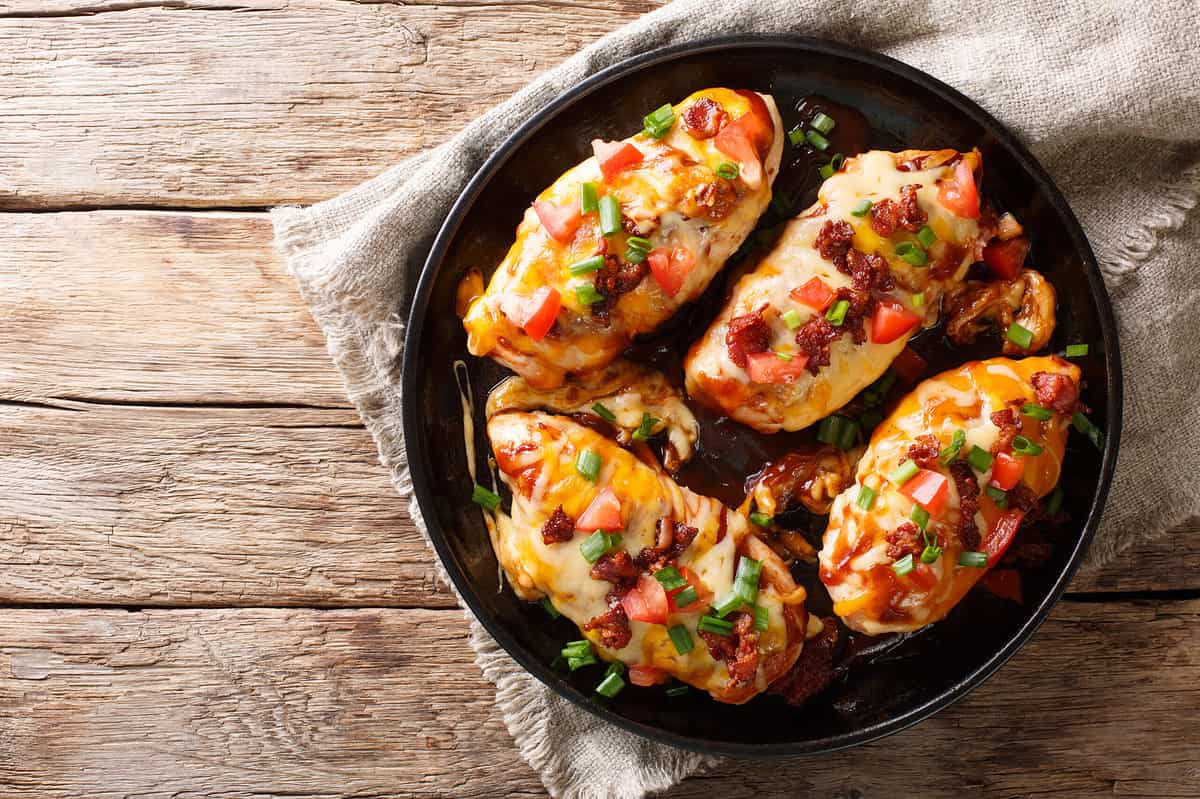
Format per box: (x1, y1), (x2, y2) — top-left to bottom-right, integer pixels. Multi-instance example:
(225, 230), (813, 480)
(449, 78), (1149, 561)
(937, 159), (980, 219)
(520, 286), (561, 341)
(627, 664), (669, 687)
(647, 246), (695, 298)
(980, 569), (1023, 603)
(870, 300), (922, 345)
(713, 92), (773, 188)
(667, 567), (708, 612)
(621, 573), (668, 624)
(532, 199), (582, 245)
(745, 351), (810, 384)
(899, 468), (950, 517)
(790, 277), (835, 311)
(892, 346), (928, 384)
(986, 510), (1025, 566)
(982, 236), (1030, 280)
(989, 452), (1025, 491)
(592, 139), (644, 182)
(576, 487), (623, 532)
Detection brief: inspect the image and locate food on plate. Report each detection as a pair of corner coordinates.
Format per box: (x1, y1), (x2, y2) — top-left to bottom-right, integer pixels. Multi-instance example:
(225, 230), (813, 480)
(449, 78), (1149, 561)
(461, 88), (785, 388)
(482, 408), (820, 703)
(685, 148), (995, 433)
(818, 355), (1081, 635)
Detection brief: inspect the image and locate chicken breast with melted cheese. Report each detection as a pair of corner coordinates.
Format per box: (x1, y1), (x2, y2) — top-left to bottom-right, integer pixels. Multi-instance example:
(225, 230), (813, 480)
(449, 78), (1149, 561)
(685, 149), (992, 432)
(819, 356), (1081, 635)
(462, 89), (785, 388)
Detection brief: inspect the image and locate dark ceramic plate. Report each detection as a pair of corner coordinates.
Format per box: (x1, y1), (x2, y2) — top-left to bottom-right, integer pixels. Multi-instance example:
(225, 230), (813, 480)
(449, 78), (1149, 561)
(402, 36), (1122, 756)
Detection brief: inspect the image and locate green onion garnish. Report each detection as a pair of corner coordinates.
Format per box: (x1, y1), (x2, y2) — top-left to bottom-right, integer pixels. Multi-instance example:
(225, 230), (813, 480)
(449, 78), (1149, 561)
(1065, 343), (1089, 358)
(826, 299), (850, 326)
(916, 225), (937, 248)
(665, 684), (690, 697)
(912, 292), (925, 307)
(575, 449), (602, 481)
(598, 194), (622, 236)
(605, 661), (625, 678)
(1020, 402), (1054, 421)
(540, 597), (561, 619)
(958, 551), (988, 568)
(712, 591), (742, 618)
(569, 255), (605, 276)
(775, 351), (793, 362)
(938, 429), (967, 465)
(985, 484), (1008, 508)
(967, 445), (994, 473)
(626, 235), (652, 253)
(1072, 412), (1105, 449)
(920, 543), (942, 564)
(892, 554), (915, 576)
(632, 411), (657, 441)
(787, 126), (805, 146)
(856, 485), (878, 511)
(910, 504), (930, 531)
(889, 459), (920, 486)
(595, 671), (626, 698)
(562, 640), (591, 658)
(733, 558), (763, 605)
(471, 483), (501, 512)
(575, 283), (605, 306)
(579, 530), (620, 564)
(697, 615), (734, 636)
(715, 162), (739, 180)
(580, 181), (599, 214)
(654, 566), (687, 592)
(749, 511), (773, 527)
(811, 112), (836, 135)
(830, 153), (845, 171)
(624, 247), (646, 264)
(592, 402), (616, 422)
(1047, 485), (1064, 515)
(895, 241), (929, 267)
(1006, 322), (1034, 350)
(643, 103), (675, 139)
(668, 624), (694, 655)
(850, 199), (872, 217)
(806, 129), (830, 151)
(1011, 435), (1044, 456)
(752, 605), (770, 632)
(782, 308), (804, 330)
(819, 161), (837, 180)
(816, 414), (859, 452)
(672, 586), (699, 608)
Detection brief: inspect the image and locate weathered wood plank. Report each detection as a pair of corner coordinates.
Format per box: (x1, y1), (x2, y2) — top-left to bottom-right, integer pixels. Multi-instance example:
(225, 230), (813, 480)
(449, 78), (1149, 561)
(0, 0), (654, 209)
(0, 602), (1195, 798)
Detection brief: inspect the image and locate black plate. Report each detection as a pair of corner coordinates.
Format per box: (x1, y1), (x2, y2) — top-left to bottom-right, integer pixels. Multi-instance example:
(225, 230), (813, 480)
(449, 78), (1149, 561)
(402, 36), (1122, 756)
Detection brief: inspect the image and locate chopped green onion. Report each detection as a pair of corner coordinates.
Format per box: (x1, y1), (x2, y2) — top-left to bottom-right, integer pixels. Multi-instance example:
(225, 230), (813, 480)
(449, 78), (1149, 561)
(967, 445), (994, 473)
(895, 241), (929, 267)
(939, 429), (967, 465)
(668, 624), (694, 655)
(643, 103), (675, 138)
(624, 246), (647, 264)
(872, 369), (898, 397)
(575, 283), (605, 306)
(916, 225), (938, 248)
(892, 554), (915, 576)
(819, 163), (835, 180)
(1011, 435), (1045, 456)
(632, 411), (657, 441)
(591, 402), (616, 422)
(856, 485), (878, 511)
(1065, 343), (1090, 358)
(626, 235), (652, 253)
(920, 543), (942, 564)
(1006, 322), (1034, 350)
(1047, 485), (1064, 515)
(810, 112), (836, 135)
(782, 308), (804, 330)
(912, 292), (925, 307)
(733, 558), (763, 605)
(889, 459), (920, 486)
(775, 351), (793, 362)
(598, 194), (622, 236)
(471, 483), (501, 512)
(569, 255), (606, 276)
(654, 566), (687, 592)
(697, 615), (734, 636)
(910, 504), (930, 531)
(539, 597), (561, 619)
(830, 153), (845, 171)
(958, 551), (988, 568)
(712, 591), (742, 618)
(715, 161), (739, 180)
(567, 655), (595, 670)
(561, 640), (591, 658)
(595, 671), (626, 697)
(787, 126), (805, 146)
(672, 586), (699, 608)
(575, 449), (602, 481)
(826, 299), (850, 326)
(580, 182), (599, 214)
(850, 199), (873, 217)
(665, 684), (690, 697)
(817, 414), (859, 451)
(806, 129), (830, 151)
(985, 484), (1008, 508)
(1072, 412), (1105, 449)
(1020, 402), (1054, 422)
(604, 661), (625, 679)
(752, 605), (770, 632)
(749, 511), (773, 528)
(579, 530), (619, 564)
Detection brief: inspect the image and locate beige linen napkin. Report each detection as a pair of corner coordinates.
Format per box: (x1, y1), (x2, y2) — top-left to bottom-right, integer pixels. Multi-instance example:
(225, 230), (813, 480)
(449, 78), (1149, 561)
(273, 2), (1200, 796)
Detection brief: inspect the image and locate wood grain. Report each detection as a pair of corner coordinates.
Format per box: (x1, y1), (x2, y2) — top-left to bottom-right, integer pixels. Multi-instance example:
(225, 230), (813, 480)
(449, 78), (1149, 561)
(0, 601), (1196, 798)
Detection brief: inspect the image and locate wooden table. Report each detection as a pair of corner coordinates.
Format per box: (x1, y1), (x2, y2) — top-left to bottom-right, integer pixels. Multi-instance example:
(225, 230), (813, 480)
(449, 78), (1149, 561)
(2, 2), (1197, 796)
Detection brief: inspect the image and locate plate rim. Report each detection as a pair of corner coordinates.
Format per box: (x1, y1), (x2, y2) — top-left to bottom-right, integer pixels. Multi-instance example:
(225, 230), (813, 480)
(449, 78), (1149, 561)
(401, 33), (1124, 757)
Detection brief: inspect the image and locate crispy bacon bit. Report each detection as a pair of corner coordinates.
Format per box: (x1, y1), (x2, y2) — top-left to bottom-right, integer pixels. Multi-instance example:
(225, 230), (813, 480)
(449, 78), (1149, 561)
(699, 611), (759, 686)
(869, 198), (900, 237)
(907, 434), (942, 469)
(949, 461), (981, 550)
(682, 97), (728, 140)
(1007, 483), (1039, 513)
(990, 409), (1019, 455)
(589, 550), (638, 589)
(591, 255), (648, 326)
(814, 220), (855, 263)
(1031, 372), (1080, 414)
(583, 604), (632, 650)
(897, 184), (927, 232)
(540, 506), (575, 545)
(795, 315), (838, 374)
(769, 617), (839, 706)
(845, 248), (894, 293)
(725, 310), (772, 368)
(636, 519), (699, 571)
(686, 180), (737, 221)
(885, 521), (923, 559)
(831, 287), (873, 345)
